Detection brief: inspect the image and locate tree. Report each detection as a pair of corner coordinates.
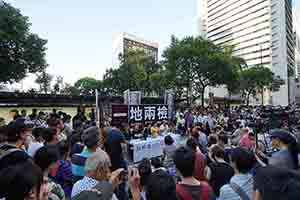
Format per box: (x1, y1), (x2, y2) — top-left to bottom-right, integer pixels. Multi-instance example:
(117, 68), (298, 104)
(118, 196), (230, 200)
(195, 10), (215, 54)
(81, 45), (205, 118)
(61, 83), (79, 96)
(35, 71), (53, 94)
(74, 77), (101, 95)
(52, 76), (63, 94)
(239, 66), (285, 105)
(0, 1), (48, 84)
(102, 50), (163, 96)
(163, 36), (239, 106)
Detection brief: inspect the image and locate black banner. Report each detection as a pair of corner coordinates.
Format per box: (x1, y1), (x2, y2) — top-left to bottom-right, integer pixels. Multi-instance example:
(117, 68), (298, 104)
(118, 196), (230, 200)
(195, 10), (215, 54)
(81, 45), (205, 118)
(111, 104), (129, 127)
(128, 104), (169, 124)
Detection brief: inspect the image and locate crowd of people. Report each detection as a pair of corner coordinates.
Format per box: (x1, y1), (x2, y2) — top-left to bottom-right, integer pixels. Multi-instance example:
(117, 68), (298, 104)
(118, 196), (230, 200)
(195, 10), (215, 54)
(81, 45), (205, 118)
(0, 105), (300, 200)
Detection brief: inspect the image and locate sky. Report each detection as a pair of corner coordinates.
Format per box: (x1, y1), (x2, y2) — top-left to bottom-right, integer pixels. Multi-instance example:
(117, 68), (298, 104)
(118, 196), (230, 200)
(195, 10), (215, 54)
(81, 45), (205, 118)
(5, 0), (198, 90)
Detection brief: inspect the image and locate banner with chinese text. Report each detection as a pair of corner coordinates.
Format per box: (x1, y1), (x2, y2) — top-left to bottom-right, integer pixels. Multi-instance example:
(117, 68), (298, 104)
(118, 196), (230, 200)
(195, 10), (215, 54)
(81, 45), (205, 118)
(128, 104), (169, 124)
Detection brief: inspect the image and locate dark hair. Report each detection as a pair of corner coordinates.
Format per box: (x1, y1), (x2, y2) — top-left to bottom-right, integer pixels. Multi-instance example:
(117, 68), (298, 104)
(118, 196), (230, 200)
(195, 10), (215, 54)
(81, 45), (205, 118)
(0, 126), (8, 143)
(0, 160), (43, 200)
(230, 147), (254, 174)
(138, 158), (152, 187)
(32, 109), (37, 114)
(211, 145), (226, 160)
(21, 109), (26, 115)
(32, 127), (44, 139)
(164, 135), (174, 146)
(218, 133), (228, 145)
(151, 157), (163, 169)
(42, 128), (57, 144)
(173, 147), (195, 178)
(186, 137), (198, 151)
(208, 135), (218, 147)
(146, 170), (177, 200)
(81, 126), (100, 149)
(6, 119), (26, 142)
(34, 145), (60, 172)
(48, 118), (60, 128)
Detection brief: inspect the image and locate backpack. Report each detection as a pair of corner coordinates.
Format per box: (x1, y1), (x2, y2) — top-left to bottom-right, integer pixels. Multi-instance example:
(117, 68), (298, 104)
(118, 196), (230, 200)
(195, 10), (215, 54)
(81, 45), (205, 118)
(176, 182), (210, 200)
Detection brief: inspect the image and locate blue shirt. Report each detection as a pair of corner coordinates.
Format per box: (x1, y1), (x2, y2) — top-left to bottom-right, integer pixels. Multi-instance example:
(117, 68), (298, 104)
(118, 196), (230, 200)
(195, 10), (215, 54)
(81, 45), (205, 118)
(71, 148), (92, 179)
(219, 174), (253, 200)
(71, 176), (98, 198)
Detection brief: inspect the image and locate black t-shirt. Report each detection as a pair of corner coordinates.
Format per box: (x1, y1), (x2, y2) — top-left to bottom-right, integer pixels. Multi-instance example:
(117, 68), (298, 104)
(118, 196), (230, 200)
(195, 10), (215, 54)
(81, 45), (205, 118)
(176, 184), (215, 200)
(208, 162), (234, 197)
(105, 129), (126, 171)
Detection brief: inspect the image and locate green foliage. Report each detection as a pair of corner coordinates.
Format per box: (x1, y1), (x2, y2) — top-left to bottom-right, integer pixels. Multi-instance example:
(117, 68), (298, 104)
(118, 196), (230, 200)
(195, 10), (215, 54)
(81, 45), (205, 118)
(0, 1), (48, 83)
(73, 77), (101, 95)
(162, 36), (240, 105)
(238, 66), (285, 105)
(35, 71), (53, 94)
(102, 50), (164, 95)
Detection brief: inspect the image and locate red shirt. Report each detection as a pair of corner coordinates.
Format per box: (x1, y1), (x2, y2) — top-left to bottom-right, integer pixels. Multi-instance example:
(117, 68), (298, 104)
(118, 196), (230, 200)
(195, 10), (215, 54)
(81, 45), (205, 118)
(194, 150), (206, 181)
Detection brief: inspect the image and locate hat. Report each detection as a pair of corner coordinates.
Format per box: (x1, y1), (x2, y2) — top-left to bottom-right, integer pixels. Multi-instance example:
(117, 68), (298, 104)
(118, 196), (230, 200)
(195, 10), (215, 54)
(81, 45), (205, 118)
(269, 129), (296, 144)
(72, 181), (114, 200)
(81, 127), (100, 148)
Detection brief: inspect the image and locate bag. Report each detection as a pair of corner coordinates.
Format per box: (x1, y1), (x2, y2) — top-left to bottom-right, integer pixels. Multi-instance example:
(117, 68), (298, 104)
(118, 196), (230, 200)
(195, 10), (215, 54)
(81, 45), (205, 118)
(229, 182), (250, 200)
(176, 182), (210, 200)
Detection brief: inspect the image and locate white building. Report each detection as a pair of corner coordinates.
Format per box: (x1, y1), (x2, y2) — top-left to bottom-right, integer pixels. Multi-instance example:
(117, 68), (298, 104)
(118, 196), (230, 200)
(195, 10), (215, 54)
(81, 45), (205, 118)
(112, 32), (159, 68)
(198, 0), (296, 106)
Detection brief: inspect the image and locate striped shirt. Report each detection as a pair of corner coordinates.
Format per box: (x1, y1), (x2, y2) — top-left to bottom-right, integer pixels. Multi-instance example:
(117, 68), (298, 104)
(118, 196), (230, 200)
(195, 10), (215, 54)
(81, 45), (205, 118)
(219, 174), (253, 200)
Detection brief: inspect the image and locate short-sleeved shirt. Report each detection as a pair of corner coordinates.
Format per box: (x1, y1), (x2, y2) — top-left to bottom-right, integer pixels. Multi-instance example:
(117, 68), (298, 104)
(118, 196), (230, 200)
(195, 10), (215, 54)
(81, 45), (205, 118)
(219, 174), (253, 200)
(105, 129), (126, 171)
(176, 183), (215, 200)
(269, 149), (295, 170)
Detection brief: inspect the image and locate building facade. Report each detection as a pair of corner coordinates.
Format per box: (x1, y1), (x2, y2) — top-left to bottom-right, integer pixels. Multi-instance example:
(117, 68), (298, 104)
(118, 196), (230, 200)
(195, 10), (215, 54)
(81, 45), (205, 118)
(112, 32), (159, 67)
(198, 0), (296, 105)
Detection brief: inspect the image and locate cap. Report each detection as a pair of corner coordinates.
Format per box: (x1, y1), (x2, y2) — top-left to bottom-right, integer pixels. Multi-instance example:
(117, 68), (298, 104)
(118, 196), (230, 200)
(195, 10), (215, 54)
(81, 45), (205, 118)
(269, 129), (296, 144)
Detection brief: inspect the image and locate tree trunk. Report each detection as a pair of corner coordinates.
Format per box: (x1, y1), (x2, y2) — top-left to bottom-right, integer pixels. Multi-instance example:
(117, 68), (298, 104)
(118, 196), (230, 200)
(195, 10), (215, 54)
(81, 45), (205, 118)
(246, 92), (250, 106)
(261, 91), (264, 106)
(201, 91), (205, 107)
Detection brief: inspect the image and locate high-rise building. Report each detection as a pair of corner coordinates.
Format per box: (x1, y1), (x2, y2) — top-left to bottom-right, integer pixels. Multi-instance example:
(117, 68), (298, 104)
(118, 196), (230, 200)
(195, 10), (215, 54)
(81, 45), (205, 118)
(113, 32), (159, 67)
(198, 0), (296, 106)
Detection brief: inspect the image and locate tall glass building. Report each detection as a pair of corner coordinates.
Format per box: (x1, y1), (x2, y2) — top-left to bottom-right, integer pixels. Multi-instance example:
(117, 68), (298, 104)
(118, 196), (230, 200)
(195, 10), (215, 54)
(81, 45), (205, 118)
(198, 0), (296, 105)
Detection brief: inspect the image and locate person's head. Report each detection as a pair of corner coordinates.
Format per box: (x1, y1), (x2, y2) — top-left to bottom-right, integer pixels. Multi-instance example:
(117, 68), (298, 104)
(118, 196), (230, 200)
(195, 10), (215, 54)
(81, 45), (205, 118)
(32, 109), (37, 115)
(173, 147), (195, 178)
(6, 118), (33, 145)
(191, 126), (200, 138)
(241, 128), (249, 136)
(52, 108), (57, 114)
(164, 135), (174, 146)
(138, 158), (152, 187)
(85, 151), (111, 181)
(62, 114), (71, 124)
(218, 132), (228, 146)
(82, 126), (101, 151)
(0, 160), (43, 200)
(229, 147), (254, 174)
(146, 170), (177, 200)
(34, 145), (60, 176)
(42, 128), (58, 145)
(32, 127), (44, 143)
(270, 129), (299, 169)
(47, 118), (61, 133)
(208, 134), (218, 147)
(21, 110), (27, 117)
(186, 137), (199, 152)
(209, 144), (226, 162)
(248, 131), (256, 146)
(151, 157), (163, 169)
